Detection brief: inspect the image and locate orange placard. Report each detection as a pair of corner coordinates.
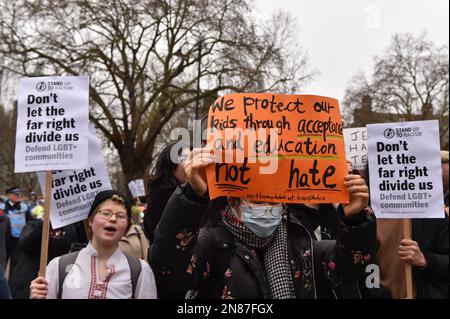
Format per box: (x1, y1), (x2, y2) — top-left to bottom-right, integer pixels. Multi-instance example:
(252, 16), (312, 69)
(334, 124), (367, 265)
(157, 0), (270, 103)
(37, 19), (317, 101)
(206, 93), (349, 204)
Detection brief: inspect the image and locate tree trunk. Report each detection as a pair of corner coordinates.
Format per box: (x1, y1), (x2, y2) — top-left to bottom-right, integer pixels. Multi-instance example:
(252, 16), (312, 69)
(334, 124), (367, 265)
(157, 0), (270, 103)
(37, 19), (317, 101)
(118, 147), (149, 198)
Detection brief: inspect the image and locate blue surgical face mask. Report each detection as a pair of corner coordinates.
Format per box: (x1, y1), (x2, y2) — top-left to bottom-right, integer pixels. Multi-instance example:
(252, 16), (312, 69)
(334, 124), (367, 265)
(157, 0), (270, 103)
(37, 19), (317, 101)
(240, 203), (283, 238)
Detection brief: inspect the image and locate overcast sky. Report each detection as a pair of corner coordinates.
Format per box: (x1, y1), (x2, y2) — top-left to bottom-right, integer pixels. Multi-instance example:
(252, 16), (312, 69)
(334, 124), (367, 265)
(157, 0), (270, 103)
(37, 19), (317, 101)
(255, 0), (449, 103)
(1, 1), (448, 108)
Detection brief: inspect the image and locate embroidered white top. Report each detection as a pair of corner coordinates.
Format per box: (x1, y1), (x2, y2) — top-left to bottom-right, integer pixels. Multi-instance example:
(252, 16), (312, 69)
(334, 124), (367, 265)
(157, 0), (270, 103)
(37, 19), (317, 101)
(45, 243), (157, 299)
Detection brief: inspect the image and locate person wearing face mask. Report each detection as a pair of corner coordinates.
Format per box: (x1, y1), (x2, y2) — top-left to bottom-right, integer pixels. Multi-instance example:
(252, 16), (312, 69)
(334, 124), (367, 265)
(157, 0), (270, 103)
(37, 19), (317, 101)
(150, 148), (376, 299)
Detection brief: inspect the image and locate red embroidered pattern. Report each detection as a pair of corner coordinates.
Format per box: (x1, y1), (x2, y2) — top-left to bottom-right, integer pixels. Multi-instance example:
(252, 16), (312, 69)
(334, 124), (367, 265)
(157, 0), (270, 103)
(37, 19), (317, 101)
(88, 256), (115, 299)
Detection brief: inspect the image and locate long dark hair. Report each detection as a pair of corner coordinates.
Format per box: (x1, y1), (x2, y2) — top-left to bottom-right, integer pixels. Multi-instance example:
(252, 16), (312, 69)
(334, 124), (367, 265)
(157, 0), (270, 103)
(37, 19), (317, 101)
(148, 142), (185, 193)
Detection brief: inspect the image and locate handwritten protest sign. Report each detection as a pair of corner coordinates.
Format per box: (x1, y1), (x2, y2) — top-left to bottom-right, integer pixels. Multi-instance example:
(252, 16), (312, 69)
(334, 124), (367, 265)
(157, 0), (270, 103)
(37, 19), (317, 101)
(367, 120), (444, 219)
(15, 76), (89, 173)
(343, 127), (368, 170)
(38, 124), (112, 228)
(206, 93), (349, 204)
(128, 179), (146, 198)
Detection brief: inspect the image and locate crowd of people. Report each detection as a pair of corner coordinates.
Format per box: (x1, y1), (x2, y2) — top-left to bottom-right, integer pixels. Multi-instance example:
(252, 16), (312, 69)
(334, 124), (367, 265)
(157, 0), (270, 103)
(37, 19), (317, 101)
(0, 147), (448, 299)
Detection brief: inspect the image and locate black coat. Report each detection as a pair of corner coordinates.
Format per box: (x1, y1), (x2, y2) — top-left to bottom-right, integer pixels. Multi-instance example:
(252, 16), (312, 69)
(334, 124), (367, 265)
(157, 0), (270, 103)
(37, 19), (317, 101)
(150, 184), (377, 299)
(0, 264), (10, 299)
(144, 187), (176, 244)
(412, 217), (449, 299)
(0, 214), (10, 269)
(9, 220), (86, 299)
(290, 204), (392, 299)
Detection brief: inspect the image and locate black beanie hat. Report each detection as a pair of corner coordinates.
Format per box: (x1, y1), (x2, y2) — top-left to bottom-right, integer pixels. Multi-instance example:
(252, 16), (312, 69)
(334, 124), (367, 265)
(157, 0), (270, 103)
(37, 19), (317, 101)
(88, 190), (132, 220)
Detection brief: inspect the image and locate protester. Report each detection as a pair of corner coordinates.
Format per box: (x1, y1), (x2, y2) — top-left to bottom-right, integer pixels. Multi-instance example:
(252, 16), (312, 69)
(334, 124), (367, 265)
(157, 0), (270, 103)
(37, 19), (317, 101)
(150, 148), (376, 299)
(339, 161), (392, 298)
(26, 191), (39, 210)
(0, 265), (11, 299)
(30, 190), (157, 299)
(376, 215), (449, 299)
(0, 186), (31, 286)
(144, 142), (187, 244)
(0, 208), (10, 270)
(9, 218), (87, 299)
(397, 216), (448, 299)
(119, 205), (149, 260)
(366, 161), (449, 299)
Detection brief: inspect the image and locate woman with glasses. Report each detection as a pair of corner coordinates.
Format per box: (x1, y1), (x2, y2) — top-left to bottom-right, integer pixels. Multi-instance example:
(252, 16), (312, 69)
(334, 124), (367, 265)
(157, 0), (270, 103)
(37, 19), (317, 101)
(29, 190), (157, 299)
(150, 148), (376, 299)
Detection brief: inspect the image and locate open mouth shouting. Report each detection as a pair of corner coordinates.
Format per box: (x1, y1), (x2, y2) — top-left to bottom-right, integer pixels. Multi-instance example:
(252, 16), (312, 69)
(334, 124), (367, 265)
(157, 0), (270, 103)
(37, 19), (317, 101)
(103, 225), (118, 235)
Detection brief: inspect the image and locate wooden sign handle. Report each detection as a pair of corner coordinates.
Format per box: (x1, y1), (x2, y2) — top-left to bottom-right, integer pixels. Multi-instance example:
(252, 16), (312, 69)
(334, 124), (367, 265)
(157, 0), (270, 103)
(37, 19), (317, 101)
(38, 171), (52, 277)
(403, 219), (414, 299)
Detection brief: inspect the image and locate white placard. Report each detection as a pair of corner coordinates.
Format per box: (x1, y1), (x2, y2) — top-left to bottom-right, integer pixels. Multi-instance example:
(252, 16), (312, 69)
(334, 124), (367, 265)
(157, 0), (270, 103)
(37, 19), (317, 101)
(38, 124), (112, 228)
(15, 76), (89, 172)
(367, 120), (444, 219)
(128, 179), (145, 197)
(343, 127), (368, 170)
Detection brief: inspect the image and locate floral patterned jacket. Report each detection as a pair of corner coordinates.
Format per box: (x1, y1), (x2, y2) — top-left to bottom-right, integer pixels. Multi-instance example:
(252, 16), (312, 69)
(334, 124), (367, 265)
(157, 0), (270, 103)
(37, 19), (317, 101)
(149, 184), (376, 299)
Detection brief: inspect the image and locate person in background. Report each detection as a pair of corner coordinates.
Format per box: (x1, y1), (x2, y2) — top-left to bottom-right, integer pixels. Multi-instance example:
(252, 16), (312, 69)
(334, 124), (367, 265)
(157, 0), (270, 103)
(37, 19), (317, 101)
(30, 190), (157, 299)
(119, 205), (150, 260)
(394, 215), (449, 299)
(26, 191), (39, 210)
(10, 218), (87, 299)
(0, 209), (10, 270)
(144, 142), (188, 244)
(0, 186), (31, 285)
(371, 159), (449, 299)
